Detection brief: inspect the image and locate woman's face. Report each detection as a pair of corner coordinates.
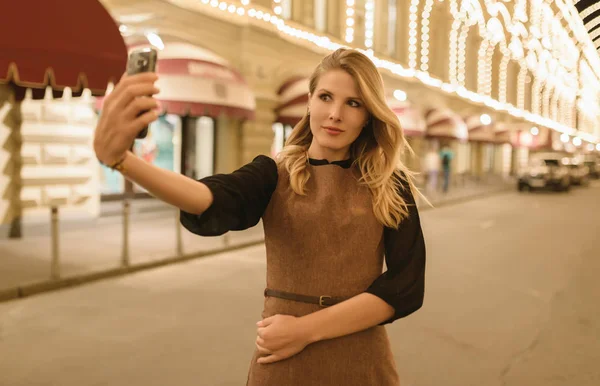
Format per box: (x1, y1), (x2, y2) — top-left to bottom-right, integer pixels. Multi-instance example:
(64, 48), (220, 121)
(307, 69), (369, 161)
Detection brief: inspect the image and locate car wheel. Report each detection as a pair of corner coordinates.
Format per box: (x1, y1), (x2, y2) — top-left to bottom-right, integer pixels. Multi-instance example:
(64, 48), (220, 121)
(518, 183), (529, 192)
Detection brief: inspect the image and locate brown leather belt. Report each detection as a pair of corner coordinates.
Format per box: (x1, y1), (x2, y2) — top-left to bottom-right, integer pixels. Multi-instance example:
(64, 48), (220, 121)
(264, 288), (347, 307)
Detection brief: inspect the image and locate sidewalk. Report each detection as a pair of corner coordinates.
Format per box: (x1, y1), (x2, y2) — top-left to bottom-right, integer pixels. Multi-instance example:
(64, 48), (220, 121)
(0, 177), (514, 301)
(416, 174), (515, 207)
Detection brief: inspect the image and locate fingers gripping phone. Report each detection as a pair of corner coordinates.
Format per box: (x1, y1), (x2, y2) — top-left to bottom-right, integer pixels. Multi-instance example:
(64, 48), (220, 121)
(127, 48), (158, 139)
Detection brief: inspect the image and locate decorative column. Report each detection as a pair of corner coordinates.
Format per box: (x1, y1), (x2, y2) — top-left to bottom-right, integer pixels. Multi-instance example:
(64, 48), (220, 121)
(302, 0), (315, 28)
(373, 0), (388, 55)
(215, 115), (244, 173)
(0, 85), (23, 238)
(405, 136), (426, 174)
(241, 97), (278, 165)
(326, 0), (342, 39)
(471, 142), (483, 180)
(292, 0), (304, 24)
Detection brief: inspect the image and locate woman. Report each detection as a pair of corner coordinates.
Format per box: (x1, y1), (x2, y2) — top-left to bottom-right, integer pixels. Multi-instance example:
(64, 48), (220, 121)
(94, 48), (426, 386)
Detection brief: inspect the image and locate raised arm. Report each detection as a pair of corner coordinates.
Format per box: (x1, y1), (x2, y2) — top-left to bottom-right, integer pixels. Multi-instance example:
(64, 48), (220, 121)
(93, 73), (212, 215)
(110, 151), (213, 215)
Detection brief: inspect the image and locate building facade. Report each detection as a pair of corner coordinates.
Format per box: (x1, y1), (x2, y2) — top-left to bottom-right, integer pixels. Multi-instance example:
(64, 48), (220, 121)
(2, 0), (599, 236)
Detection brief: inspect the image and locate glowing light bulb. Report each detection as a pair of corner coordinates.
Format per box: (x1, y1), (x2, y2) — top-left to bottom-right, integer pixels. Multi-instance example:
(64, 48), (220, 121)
(480, 114), (492, 125)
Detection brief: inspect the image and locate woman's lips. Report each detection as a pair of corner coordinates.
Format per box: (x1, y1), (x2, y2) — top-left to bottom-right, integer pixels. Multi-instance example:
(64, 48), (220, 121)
(323, 126), (343, 135)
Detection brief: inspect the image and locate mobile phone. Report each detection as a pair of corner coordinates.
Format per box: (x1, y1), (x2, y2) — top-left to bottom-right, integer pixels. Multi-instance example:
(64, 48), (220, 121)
(127, 48), (158, 139)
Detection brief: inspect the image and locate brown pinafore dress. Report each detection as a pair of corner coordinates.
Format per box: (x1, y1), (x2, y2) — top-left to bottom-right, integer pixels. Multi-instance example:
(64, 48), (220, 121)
(246, 161), (400, 386)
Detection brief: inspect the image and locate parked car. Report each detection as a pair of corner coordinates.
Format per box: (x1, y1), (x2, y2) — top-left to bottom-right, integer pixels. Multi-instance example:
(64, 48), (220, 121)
(583, 155), (600, 179)
(565, 158), (590, 186)
(518, 153), (571, 192)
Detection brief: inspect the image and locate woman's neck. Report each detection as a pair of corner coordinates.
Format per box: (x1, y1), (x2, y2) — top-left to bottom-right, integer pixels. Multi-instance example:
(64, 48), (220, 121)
(307, 144), (350, 162)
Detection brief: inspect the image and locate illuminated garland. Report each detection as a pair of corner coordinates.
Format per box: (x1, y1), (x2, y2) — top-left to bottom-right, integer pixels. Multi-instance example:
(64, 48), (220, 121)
(419, 0), (434, 72)
(408, 0), (420, 69)
(272, 0), (282, 16)
(364, 0), (374, 49)
(163, 0), (598, 143)
(345, 0), (355, 44)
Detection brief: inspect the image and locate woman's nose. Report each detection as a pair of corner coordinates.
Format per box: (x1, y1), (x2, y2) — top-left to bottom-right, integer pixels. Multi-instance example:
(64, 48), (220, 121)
(328, 104), (343, 121)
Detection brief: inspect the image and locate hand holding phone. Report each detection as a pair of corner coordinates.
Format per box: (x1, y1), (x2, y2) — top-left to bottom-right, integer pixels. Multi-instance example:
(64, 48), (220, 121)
(127, 48), (158, 139)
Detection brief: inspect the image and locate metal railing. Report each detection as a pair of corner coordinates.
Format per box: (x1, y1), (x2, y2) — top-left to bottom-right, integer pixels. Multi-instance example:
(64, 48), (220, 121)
(2, 176), (513, 302)
(0, 200), (264, 301)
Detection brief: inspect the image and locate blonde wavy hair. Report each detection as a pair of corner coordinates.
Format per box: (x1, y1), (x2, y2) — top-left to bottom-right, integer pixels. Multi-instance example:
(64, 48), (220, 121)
(277, 48), (424, 229)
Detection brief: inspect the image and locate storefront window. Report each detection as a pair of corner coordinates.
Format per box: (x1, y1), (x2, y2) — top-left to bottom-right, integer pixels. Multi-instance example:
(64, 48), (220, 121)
(516, 147), (529, 174)
(457, 142), (471, 174)
(271, 122), (294, 157)
(99, 115), (180, 196)
(501, 143), (512, 176)
(133, 115), (179, 193)
(99, 164), (125, 195)
(182, 116), (215, 179)
(483, 143), (494, 172)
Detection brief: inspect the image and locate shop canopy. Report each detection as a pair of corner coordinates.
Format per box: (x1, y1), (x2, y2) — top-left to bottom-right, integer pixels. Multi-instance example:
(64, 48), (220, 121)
(97, 42), (256, 120)
(387, 100), (426, 137)
(0, 0), (127, 100)
(425, 108), (468, 141)
(275, 76), (309, 126)
(465, 115), (495, 143)
(512, 126), (552, 150)
(494, 127), (512, 144)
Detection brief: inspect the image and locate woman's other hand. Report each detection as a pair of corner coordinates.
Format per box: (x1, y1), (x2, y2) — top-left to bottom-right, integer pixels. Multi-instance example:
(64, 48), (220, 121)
(93, 73), (161, 165)
(255, 314), (315, 364)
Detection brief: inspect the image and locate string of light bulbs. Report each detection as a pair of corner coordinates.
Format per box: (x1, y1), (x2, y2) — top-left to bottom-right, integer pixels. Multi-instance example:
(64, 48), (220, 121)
(162, 0), (599, 144)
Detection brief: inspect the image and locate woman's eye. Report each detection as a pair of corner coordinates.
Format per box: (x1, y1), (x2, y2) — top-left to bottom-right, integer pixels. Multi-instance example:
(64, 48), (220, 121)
(348, 100), (361, 108)
(319, 94), (331, 101)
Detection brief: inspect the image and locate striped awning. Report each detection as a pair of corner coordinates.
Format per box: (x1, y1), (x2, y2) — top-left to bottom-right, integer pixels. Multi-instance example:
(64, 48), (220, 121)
(425, 108), (468, 141)
(274, 77), (309, 126)
(513, 126), (552, 149)
(97, 42), (255, 120)
(0, 0), (127, 100)
(388, 100), (426, 137)
(494, 128), (512, 144)
(465, 115), (495, 143)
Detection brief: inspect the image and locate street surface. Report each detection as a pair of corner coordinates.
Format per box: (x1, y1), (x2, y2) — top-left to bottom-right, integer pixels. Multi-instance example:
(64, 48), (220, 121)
(1, 182), (599, 386)
(0, 176), (509, 293)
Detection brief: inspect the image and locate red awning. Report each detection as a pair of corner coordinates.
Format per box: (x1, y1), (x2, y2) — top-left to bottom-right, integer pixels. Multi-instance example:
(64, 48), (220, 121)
(425, 108), (468, 141)
(512, 126), (552, 150)
(275, 76), (309, 126)
(96, 42), (256, 120)
(0, 0), (127, 100)
(465, 115), (495, 143)
(387, 99), (426, 137)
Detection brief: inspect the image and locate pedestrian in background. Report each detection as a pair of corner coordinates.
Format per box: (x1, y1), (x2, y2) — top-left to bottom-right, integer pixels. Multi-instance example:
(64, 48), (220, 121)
(424, 142), (441, 193)
(440, 144), (454, 193)
(93, 48), (426, 386)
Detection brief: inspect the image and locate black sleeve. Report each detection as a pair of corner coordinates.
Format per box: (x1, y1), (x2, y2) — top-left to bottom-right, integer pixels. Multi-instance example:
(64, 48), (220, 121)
(180, 155), (278, 236)
(364, 174), (426, 325)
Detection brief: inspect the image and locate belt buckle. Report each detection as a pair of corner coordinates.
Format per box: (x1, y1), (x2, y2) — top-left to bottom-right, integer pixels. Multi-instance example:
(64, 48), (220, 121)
(319, 295), (332, 307)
